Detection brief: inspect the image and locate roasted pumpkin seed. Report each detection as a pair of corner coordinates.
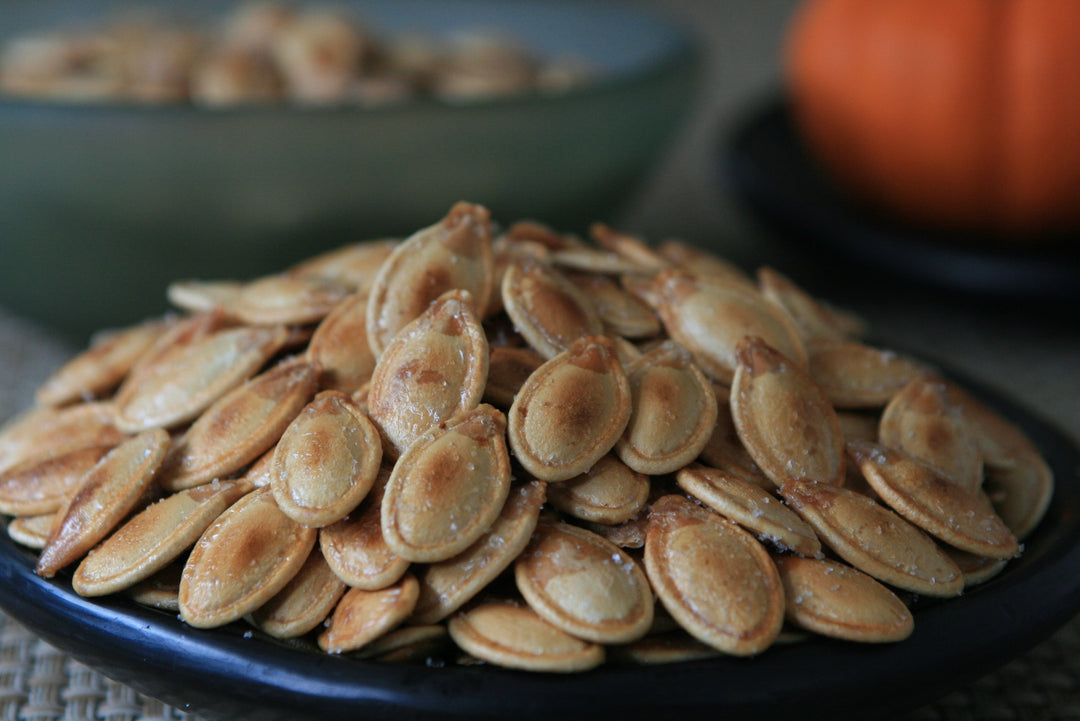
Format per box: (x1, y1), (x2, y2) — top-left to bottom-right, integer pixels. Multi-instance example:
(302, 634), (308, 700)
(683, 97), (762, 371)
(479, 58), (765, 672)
(507, 335), (631, 482)
(500, 258), (603, 359)
(367, 289), (489, 454)
(271, 390), (382, 528)
(247, 545), (348, 639)
(382, 404), (511, 563)
(644, 494), (784, 656)
(317, 573), (420, 654)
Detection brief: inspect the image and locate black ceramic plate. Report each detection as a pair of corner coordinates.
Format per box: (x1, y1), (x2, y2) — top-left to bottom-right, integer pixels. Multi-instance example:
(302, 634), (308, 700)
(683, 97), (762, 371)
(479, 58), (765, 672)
(722, 98), (1080, 300)
(1, 364), (1079, 721)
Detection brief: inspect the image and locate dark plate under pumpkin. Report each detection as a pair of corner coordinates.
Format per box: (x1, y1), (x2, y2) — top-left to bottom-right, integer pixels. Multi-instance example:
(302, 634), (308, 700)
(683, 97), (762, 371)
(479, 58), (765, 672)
(0, 361), (1079, 721)
(722, 97), (1080, 300)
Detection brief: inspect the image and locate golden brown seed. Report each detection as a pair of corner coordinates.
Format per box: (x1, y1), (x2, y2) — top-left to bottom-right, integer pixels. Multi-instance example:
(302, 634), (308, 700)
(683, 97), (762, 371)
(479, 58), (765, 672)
(317, 574), (420, 654)
(411, 480), (546, 624)
(676, 463), (821, 557)
(583, 513), (649, 549)
(34, 317), (171, 406)
(306, 292), (376, 393)
(179, 486), (316, 629)
(730, 336), (846, 487)
(880, 378), (984, 490)
(367, 289), (489, 454)
(848, 441), (1019, 559)
(757, 266), (867, 341)
(807, 340), (932, 409)
(319, 466), (410, 591)
(366, 202), (494, 357)
(549, 247), (655, 276)
(159, 359), (319, 491)
(114, 325), (290, 433)
(772, 555), (913, 643)
(567, 272), (661, 339)
(590, 223), (671, 273)
(608, 631), (723, 666)
(166, 280), (244, 314)
(500, 258), (603, 359)
(945, 547), (1009, 588)
(643, 494), (785, 656)
(271, 390), (382, 528)
(698, 385), (774, 490)
(515, 520), (653, 644)
(228, 274), (352, 326)
(545, 454), (648, 525)
(447, 599), (605, 673)
(382, 405), (511, 563)
(247, 546), (347, 639)
(483, 346), (544, 409)
(656, 238), (756, 290)
(36, 429), (170, 578)
(125, 562), (183, 612)
(72, 478), (254, 597)
(0, 445), (111, 516)
(7, 513), (55, 549)
(780, 480), (964, 597)
(353, 624), (449, 662)
(616, 341), (717, 475)
(0, 402), (126, 475)
(287, 238), (398, 294)
(983, 449), (1054, 541)
(652, 269), (807, 385)
(507, 335), (631, 482)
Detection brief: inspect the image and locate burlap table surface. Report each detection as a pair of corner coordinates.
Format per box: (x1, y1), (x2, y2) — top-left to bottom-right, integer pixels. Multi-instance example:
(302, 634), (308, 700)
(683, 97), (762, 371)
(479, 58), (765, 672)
(2, 302), (1079, 721)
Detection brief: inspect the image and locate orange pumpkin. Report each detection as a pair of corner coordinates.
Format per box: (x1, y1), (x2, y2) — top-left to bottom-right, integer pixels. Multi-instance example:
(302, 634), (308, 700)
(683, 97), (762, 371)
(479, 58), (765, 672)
(784, 0), (1080, 240)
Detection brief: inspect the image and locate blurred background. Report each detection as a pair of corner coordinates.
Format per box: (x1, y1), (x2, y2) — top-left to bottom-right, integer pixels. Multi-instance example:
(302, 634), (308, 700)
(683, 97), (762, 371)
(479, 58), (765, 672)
(1, 2), (1079, 719)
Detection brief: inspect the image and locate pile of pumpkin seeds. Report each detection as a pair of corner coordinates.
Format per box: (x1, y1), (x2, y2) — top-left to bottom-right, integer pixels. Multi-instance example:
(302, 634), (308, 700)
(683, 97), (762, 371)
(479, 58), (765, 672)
(0, 202), (1054, 671)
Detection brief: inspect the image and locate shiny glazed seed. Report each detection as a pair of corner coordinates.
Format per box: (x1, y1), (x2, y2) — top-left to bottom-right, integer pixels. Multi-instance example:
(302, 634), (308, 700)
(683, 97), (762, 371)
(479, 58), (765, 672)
(35, 317), (171, 407)
(228, 274), (352, 326)
(545, 454), (648, 525)
(772, 555), (913, 643)
(159, 359), (318, 491)
(568, 272), (661, 339)
(730, 336), (846, 487)
(0, 445), (111, 516)
(483, 346), (544, 409)
(780, 481), (963, 597)
(880, 378), (984, 489)
(382, 404), (511, 563)
(179, 486), (316, 629)
(507, 335), (631, 482)
(305, 292), (377, 393)
(676, 463), (821, 557)
(72, 478), (254, 597)
(514, 520), (654, 644)
(848, 441), (1018, 559)
(247, 546), (347, 639)
(287, 238), (398, 294)
(367, 289), (489, 454)
(411, 480), (546, 624)
(317, 573), (420, 654)
(500, 258), (603, 359)
(0, 402), (126, 475)
(984, 450), (1054, 540)
(757, 266), (867, 341)
(36, 429), (170, 578)
(652, 269), (807, 385)
(807, 340), (931, 409)
(114, 325), (290, 433)
(615, 341), (717, 475)
(447, 599), (605, 673)
(7, 513), (55, 549)
(271, 390), (382, 528)
(643, 494), (785, 656)
(366, 202), (494, 357)
(320, 466), (410, 590)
